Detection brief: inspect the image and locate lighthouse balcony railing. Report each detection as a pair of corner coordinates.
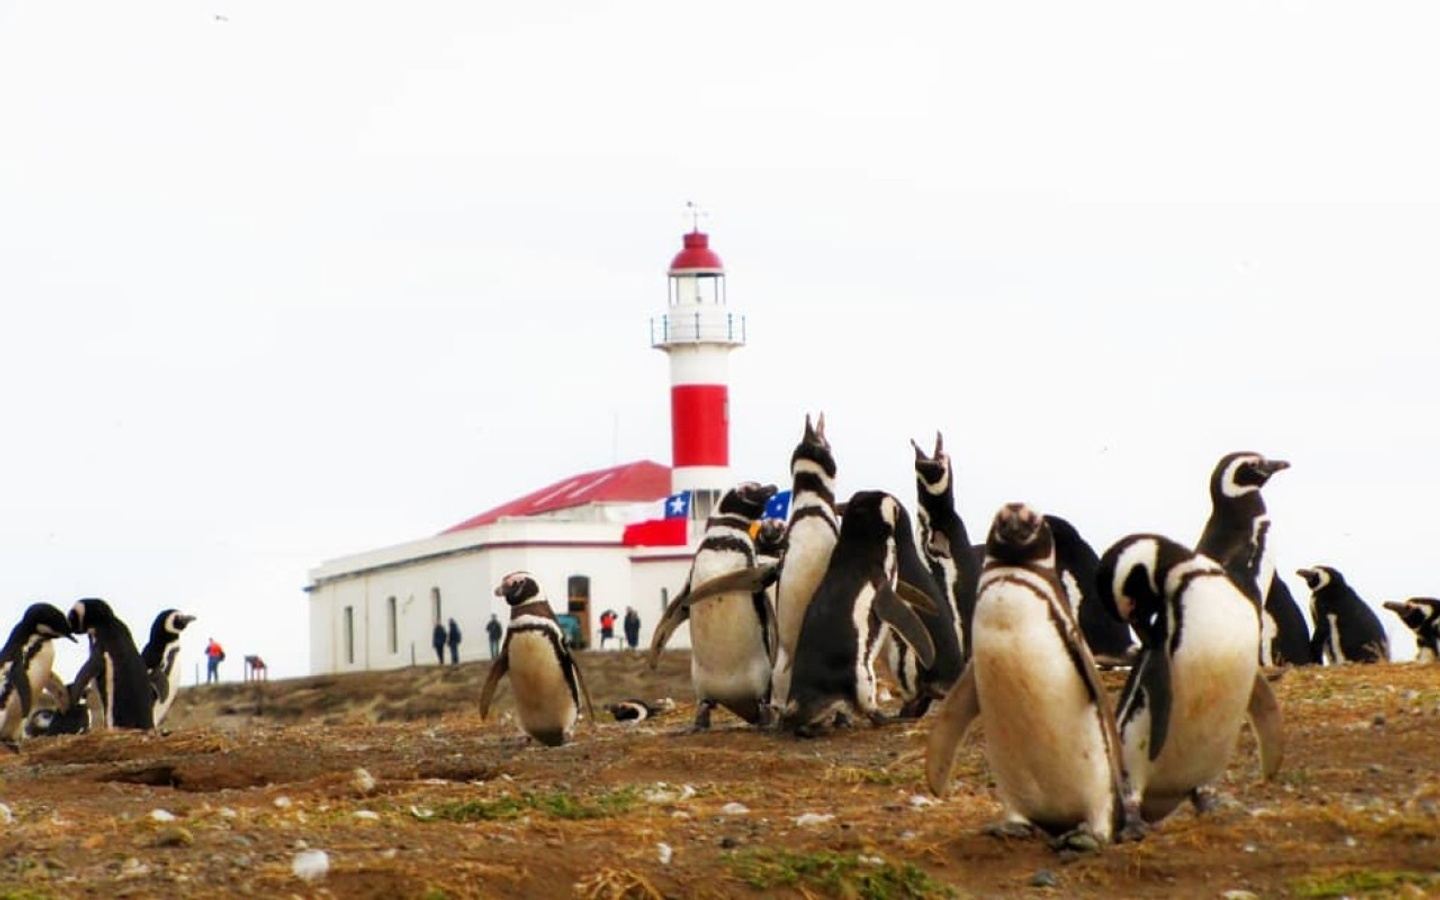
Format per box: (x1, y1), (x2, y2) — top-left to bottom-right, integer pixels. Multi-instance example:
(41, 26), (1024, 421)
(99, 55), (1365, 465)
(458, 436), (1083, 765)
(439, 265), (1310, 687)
(650, 312), (747, 347)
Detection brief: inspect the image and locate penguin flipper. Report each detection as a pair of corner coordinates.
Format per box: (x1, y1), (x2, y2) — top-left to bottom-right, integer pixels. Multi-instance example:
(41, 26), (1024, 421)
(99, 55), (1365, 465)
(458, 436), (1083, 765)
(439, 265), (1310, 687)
(571, 655), (597, 726)
(685, 565), (779, 606)
(647, 600), (690, 670)
(1246, 673), (1284, 780)
(875, 583), (936, 669)
(477, 652), (509, 720)
(1138, 648), (1173, 763)
(896, 580), (940, 616)
(925, 662), (979, 797)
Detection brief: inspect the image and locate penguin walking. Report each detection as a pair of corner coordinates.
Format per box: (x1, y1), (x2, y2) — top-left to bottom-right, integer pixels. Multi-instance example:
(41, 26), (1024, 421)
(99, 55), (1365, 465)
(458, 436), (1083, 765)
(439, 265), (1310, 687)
(1196, 452), (1311, 666)
(141, 609), (195, 728)
(0, 603), (75, 744)
(1046, 514), (1137, 667)
(649, 481), (780, 730)
(781, 491), (937, 735)
(1096, 534), (1284, 823)
(887, 434), (975, 718)
(67, 598), (154, 730)
(927, 503), (1136, 847)
(771, 414), (840, 709)
(479, 572), (595, 746)
(1297, 567), (1389, 664)
(1383, 598), (1440, 662)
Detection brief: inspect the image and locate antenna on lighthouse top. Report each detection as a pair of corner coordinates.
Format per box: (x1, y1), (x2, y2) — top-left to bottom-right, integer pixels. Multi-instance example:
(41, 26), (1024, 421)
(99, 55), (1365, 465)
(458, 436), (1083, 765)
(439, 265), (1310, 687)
(684, 200), (709, 233)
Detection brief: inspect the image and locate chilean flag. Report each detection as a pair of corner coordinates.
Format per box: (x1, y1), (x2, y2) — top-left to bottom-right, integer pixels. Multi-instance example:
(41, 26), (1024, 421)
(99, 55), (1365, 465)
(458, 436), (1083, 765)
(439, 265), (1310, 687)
(622, 490), (692, 547)
(663, 491), (691, 519)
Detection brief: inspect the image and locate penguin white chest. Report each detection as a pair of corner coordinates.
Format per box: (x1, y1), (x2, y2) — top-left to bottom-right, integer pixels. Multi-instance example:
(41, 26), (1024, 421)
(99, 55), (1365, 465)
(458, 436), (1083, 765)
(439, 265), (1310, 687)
(689, 592), (770, 703)
(972, 576), (1113, 831)
(776, 522), (836, 647)
(507, 631), (577, 739)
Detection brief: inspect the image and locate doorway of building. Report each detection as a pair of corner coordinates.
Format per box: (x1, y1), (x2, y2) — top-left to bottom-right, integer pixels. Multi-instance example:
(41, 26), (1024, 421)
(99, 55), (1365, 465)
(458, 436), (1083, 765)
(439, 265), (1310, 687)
(567, 575), (591, 649)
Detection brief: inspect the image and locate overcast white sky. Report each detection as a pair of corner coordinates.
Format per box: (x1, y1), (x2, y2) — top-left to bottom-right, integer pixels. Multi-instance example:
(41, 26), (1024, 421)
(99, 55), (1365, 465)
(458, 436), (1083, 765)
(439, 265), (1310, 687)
(3, 1), (1438, 678)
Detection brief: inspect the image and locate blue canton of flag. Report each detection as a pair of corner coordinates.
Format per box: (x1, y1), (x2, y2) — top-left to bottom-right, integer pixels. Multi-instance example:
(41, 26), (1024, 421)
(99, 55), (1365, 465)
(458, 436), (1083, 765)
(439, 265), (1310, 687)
(663, 490), (691, 519)
(764, 490), (792, 521)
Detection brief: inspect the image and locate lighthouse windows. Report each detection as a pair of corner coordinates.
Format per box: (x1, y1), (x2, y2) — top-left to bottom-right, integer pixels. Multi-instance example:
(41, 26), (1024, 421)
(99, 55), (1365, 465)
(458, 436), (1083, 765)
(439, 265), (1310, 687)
(669, 274), (724, 307)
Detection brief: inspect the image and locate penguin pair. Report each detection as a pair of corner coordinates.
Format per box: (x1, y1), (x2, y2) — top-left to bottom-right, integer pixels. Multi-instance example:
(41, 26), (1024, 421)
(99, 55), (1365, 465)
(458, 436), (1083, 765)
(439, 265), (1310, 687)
(0, 603), (75, 744)
(771, 414), (840, 709)
(1297, 567), (1389, 664)
(480, 572), (595, 746)
(649, 482), (781, 730)
(1197, 452), (1312, 667)
(68, 598), (155, 731)
(1384, 598), (1440, 661)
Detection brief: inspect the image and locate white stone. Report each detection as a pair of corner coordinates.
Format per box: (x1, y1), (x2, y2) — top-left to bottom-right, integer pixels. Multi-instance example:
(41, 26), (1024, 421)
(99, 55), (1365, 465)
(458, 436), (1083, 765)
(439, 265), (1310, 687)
(352, 768), (377, 794)
(354, 810), (381, 821)
(657, 843), (673, 865)
(149, 809), (177, 823)
(273, 796), (293, 809)
(793, 813), (835, 827)
(720, 802), (750, 816)
(292, 849), (330, 882)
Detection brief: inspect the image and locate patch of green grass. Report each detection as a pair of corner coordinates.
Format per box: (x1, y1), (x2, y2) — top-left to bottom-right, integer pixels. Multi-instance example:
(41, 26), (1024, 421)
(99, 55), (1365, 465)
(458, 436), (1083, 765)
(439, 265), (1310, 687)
(426, 787), (639, 822)
(727, 849), (952, 899)
(825, 765), (922, 787)
(1291, 869), (1438, 898)
(0, 888), (53, 900)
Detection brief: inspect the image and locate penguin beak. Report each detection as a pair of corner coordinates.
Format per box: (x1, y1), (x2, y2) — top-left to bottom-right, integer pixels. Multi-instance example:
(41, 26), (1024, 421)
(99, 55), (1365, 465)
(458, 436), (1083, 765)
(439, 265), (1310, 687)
(1382, 600), (1408, 614)
(1261, 459), (1291, 477)
(178, 615), (196, 627)
(1295, 568), (1316, 583)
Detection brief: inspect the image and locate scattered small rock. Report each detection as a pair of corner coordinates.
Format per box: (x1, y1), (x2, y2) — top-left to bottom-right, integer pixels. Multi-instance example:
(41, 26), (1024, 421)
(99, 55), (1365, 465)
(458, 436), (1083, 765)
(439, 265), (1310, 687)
(154, 826), (194, 848)
(381, 848), (398, 860)
(273, 796), (293, 809)
(120, 858), (150, 879)
(1372, 714), (1386, 728)
(1242, 843), (1258, 853)
(656, 843), (673, 865)
(218, 807), (238, 819)
(720, 802), (750, 816)
(352, 767), (377, 795)
(1030, 869), (1058, 888)
(148, 809), (177, 823)
(908, 794), (937, 809)
(857, 855), (885, 867)
(354, 810), (380, 822)
(1220, 890), (1258, 900)
(292, 839), (309, 851)
(793, 813), (835, 827)
(292, 849), (329, 883)
(1343, 835), (1357, 848)
(0, 803), (13, 825)
(719, 836), (739, 849)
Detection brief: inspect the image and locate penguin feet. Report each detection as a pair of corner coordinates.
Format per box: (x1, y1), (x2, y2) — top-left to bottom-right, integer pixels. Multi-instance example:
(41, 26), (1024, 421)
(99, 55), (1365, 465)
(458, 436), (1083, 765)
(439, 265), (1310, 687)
(865, 710), (892, 728)
(1050, 825), (1104, 854)
(684, 701), (716, 734)
(981, 819), (1039, 841)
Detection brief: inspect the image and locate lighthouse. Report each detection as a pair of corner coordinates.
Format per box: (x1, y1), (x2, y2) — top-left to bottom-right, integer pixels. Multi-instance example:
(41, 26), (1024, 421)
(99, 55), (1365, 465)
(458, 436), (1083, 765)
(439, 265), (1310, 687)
(650, 224), (746, 523)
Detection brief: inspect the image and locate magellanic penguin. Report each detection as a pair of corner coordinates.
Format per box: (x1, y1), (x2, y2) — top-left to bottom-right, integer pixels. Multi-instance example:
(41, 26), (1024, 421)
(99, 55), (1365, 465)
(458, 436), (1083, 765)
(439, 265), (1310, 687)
(1096, 535), (1284, 823)
(649, 481), (781, 730)
(26, 700), (91, 738)
(141, 609), (196, 728)
(605, 697), (677, 723)
(0, 603), (75, 743)
(1297, 567), (1389, 664)
(1196, 451), (1311, 667)
(67, 598), (155, 730)
(781, 491), (937, 736)
(479, 572), (595, 746)
(927, 503), (1136, 847)
(1383, 598), (1440, 662)
(1045, 514), (1137, 667)
(771, 414), (840, 709)
(887, 433), (975, 718)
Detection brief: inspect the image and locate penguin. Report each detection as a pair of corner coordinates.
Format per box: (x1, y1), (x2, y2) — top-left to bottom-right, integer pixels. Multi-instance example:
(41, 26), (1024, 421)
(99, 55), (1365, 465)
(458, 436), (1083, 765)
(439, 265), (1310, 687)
(67, 598), (156, 731)
(26, 699), (91, 737)
(141, 608), (196, 728)
(1196, 451), (1312, 667)
(604, 697), (676, 723)
(479, 572), (596, 746)
(780, 491), (938, 735)
(0, 603), (75, 743)
(1297, 567), (1389, 664)
(887, 433), (975, 718)
(927, 503), (1136, 847)
(771, 414), (840, 709)
(1096, 534), (1284, 823)
(1383, 598), (1440, 662)
(1045, 515), (1138, 666)
(649, 481), (781, 730)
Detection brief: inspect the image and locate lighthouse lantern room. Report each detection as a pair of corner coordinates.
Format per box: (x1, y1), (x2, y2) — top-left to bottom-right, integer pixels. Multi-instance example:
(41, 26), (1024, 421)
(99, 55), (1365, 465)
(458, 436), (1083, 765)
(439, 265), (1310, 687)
(650, 223), (746, 523)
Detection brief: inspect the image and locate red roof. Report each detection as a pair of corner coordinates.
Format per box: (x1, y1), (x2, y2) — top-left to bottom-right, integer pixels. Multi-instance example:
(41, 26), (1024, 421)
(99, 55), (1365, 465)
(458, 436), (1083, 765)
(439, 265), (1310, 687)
(440, 460), (671, 533)
(669, 231), (724, 273)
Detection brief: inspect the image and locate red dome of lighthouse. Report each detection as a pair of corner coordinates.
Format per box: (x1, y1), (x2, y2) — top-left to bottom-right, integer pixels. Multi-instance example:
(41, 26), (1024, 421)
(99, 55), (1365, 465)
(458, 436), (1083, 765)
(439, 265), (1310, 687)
(668, 231), (724, 274)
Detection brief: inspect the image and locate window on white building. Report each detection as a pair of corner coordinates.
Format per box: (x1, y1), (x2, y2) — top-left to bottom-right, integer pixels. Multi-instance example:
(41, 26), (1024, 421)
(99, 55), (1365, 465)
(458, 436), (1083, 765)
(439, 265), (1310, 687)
(431, 587), (442, 623)
(387, 597), (397, 654)
(660, 587), (669, 611)
(344, 606), (355, 665)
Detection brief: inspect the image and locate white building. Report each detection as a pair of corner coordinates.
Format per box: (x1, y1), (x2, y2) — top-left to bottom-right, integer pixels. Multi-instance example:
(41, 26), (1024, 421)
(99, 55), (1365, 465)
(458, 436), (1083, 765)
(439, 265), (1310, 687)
(306, 225), (748, 673)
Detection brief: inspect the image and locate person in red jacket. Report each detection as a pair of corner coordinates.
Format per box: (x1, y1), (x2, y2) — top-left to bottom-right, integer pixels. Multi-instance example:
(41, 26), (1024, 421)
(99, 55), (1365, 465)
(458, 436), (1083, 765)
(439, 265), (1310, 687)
(599, 609), (617, 649)
(205, 638), (225, 684)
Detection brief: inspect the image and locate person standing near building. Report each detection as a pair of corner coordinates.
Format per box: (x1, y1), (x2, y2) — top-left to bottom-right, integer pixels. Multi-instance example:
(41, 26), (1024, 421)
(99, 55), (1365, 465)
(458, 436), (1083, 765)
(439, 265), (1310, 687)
(599, 609), (617, 649)
(205, 637), (225, 684)
(431, 622), (446, 665)
(623, 607), (641, 651)
(486, 614), (503, 659)
(447, 617), (462, 665)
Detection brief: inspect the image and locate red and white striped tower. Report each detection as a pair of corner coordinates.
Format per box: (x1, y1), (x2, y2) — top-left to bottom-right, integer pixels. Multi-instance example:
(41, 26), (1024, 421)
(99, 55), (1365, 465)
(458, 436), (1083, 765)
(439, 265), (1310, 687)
(650, 221), (746, 522)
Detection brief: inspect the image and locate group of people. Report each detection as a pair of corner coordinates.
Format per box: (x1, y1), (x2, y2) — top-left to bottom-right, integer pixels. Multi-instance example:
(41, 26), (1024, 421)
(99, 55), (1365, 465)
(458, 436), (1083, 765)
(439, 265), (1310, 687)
(598, 606), (641, 650)
(432, 605), (642, 666)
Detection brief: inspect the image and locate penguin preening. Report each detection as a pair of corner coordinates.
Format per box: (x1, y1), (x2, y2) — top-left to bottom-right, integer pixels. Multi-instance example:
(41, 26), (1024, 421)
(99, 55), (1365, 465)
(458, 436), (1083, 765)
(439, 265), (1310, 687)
(1097, 534), (1284, 824)
(1196, 451), (1311, 667)
(781, 491), (937, 736)
(67, 598), (154, 731)
(479, 572), (595, 746)
(887, 433), (974, 718)
(927, 503), (1136, 847)
(1045, 514), (1137, 667)
(1383, 598), (1440, 662)
(1297, 567), (1389, 664)
(771, 414), (840, 709)
(648, 481), (780, 730)
(0, 603), (75, 743)
(141, 609), (195, 728)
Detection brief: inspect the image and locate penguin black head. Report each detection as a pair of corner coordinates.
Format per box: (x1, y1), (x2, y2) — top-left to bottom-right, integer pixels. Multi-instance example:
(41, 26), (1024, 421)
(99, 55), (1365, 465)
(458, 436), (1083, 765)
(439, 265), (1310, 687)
(911, 432), (951, 498)
(494, 572), (544, 607)
(67, 598), (119, 636)
(1210, 452), (1290, 501)
(1095, 534), (1194, 627)
(1296, 566), (1339, 592)
(12, 603), (76, 645)
(834, 490), (901, 542)
(150, 609), (196, 645)
(752, 518), (788, 557)
(717, 482), (778, 520)
(1382, 597), (1440, 631)
(792, 413), (837, 479)
(984, 503), (1054, 567)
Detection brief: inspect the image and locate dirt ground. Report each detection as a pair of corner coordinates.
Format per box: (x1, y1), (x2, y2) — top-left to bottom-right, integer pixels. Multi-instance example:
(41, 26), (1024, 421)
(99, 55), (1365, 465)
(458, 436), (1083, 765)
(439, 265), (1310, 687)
(1, 653), (1437, 899)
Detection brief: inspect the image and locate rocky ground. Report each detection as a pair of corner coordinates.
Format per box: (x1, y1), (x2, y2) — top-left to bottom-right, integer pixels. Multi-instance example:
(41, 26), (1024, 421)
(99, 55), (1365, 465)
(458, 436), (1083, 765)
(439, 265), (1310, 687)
(1, 653), (1438, 899)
